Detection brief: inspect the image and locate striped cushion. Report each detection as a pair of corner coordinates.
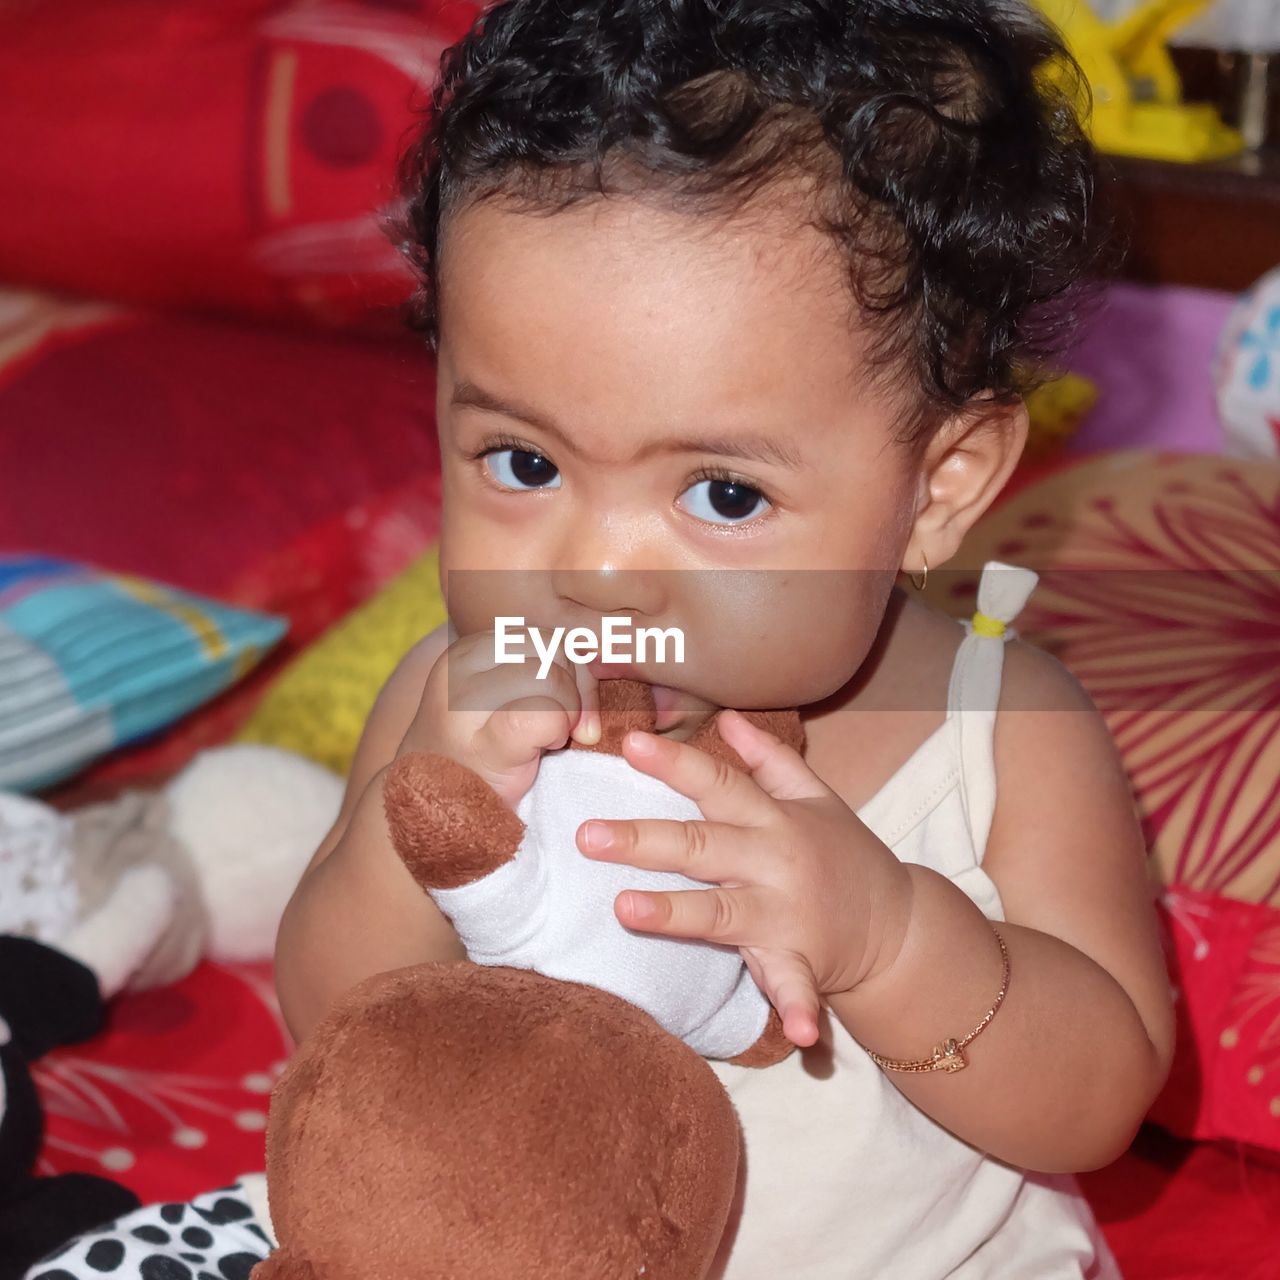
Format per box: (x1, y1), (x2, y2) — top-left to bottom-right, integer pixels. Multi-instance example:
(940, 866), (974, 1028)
(0, 556), (285, 791)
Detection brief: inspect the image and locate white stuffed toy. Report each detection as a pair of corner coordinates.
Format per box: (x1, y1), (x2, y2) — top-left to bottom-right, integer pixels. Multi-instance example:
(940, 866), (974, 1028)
(1216, 265), (1280, 461)
(0, 745), (342, 998)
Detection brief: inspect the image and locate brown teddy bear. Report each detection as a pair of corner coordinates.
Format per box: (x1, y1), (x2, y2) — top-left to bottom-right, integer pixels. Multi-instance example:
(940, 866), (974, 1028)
(254, 679), (804, 1279)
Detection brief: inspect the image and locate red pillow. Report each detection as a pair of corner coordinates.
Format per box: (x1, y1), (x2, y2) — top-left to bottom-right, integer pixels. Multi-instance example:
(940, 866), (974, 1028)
(0, 286), (442, 593)
(0, 283), (444, 798)
(0, 0), (481, 327)
(1153, 887), (1280, 1158)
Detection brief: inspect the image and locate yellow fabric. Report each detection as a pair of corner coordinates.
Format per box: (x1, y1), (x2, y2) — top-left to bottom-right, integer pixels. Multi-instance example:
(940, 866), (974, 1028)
(236, 547), (448, 776)
(1022, 372), (1098, 461)
(970, 611), (1006, 638)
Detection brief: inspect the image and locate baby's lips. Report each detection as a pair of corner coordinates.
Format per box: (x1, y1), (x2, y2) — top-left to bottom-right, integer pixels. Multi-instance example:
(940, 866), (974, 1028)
(650, 683), (683, 733)
(586, 656), (642, 679)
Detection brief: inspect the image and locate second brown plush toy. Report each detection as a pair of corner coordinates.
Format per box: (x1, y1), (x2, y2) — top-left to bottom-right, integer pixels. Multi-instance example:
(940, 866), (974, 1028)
(255, 963), (742, 1279)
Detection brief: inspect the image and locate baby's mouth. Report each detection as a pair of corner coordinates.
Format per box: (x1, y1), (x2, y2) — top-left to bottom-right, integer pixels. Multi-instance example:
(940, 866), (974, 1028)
(650, 683), (685, 733)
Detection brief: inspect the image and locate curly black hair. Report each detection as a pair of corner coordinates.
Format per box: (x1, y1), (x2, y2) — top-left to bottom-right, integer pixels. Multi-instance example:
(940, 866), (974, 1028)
(393, 0), (1110, 441)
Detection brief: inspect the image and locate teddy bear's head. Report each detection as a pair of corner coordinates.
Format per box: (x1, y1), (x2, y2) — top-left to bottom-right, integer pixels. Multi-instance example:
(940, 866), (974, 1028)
(254, 962), (742, 1280)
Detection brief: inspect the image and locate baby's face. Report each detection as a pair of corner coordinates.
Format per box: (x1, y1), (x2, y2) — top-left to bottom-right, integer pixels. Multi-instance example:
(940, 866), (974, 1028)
(434, 192), (921, 727)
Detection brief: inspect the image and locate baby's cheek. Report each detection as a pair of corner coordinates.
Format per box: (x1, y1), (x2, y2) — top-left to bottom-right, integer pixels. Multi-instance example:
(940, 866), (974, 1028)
(438, 556), (543, 637)
(680, 570), (890, 708)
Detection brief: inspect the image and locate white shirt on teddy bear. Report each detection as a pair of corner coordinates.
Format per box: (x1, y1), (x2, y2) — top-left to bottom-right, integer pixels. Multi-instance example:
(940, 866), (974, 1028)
(430, 747), (771, 1060)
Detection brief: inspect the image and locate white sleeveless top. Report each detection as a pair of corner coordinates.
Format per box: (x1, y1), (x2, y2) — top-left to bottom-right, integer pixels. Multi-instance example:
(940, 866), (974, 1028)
(705, 561), (1124, 1280)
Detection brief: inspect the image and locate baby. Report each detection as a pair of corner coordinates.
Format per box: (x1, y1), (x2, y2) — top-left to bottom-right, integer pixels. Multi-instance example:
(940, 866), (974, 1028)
(268, 1), (1174, 1277)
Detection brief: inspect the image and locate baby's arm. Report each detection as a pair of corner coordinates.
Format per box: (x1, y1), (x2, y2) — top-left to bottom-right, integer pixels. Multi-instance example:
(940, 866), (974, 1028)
(273, 625), (466, 1045)
(275, 620), (598, 1044)
(829, 641), (1176, 1174)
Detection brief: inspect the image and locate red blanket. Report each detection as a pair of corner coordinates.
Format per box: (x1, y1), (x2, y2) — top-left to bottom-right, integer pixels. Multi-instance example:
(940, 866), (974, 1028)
(28, 954), (1280, 1280)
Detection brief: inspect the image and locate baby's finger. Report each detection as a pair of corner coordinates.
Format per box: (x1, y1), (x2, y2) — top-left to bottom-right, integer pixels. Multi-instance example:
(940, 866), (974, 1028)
(750, 948), (822, 1048)
(615, 884), (766, 945)
(621, 730), (775, 827)
(716, 709), (830, 803)
(474, 695), (574, 774)
(762, 957), (824, 1044)
(578, 816), (762, 884)
(519, 638), (595, 746)
(455, 649), (579, 717)
(566, 655), (600, 745)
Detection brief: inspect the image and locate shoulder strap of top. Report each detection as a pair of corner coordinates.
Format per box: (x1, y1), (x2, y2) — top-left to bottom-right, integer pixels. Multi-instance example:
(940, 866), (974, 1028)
(945, 560), (1039, 859)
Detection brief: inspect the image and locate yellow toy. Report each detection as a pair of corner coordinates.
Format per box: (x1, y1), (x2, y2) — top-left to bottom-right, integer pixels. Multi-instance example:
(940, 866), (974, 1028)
(1033, 0), (1244, 163)
(1024, 371), (1100, 460)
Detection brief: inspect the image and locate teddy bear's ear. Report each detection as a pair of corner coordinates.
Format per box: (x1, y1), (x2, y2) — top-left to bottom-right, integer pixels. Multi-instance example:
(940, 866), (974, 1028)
(686, 708), (805, 774)
(384, 754), (527, 891)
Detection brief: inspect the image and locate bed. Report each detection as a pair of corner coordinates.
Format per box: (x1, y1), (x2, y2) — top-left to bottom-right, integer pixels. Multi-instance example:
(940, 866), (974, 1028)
(4, 2), (1279, 1275)
(6, 278), (1279, 1280)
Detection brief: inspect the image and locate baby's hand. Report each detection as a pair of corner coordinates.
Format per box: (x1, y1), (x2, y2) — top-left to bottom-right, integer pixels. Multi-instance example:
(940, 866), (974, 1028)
(397, 629), (601, 810)
(576, 710), (912, 1048)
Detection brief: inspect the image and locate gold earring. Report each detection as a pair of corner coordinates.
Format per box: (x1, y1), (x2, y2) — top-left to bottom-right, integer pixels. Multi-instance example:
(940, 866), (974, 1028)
(909, 552), (928, 592)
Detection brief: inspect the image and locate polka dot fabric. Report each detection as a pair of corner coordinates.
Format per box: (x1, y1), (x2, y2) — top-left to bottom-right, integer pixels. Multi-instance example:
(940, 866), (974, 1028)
(25, 1182), (271, 1280)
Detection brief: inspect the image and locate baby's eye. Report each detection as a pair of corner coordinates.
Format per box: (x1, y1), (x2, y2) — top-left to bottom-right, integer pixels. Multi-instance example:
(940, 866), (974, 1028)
(678, 476), (771, 526)
(483, 447), (561, 491)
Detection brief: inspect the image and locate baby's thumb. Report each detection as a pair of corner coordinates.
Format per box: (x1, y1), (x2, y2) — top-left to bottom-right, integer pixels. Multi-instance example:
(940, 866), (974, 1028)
(474, 695), (574, 775)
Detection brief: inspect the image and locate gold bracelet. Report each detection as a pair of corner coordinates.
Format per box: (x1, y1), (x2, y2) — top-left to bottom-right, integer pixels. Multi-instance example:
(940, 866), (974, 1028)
(863, 925), (1010, 1074)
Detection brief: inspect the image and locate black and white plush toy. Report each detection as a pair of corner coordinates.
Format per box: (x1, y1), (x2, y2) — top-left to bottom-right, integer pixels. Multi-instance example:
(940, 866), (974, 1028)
(0, 937), (140, 1280)
(0, 743), (342, 1279)
(0, 744), (344, 995)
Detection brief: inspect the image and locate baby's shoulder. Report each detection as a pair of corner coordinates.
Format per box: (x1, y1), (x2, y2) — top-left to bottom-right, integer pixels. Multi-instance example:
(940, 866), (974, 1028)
(898, 591), (1097, 722)
(997, 632), (1098, 717)
(989, 627), (1121, 807)
(383, 622), (453, 700)
(340, 622), (453, 803)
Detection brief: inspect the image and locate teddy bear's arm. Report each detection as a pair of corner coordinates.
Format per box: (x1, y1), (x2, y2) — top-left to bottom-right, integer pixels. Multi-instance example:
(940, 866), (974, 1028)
(382, 751), (527, 892)
(727, 1005), (794, 1067)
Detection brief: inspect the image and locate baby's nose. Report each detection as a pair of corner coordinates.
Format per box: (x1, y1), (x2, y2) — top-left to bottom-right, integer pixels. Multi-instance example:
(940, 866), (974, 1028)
(551, 566), (663, 618)
(547, 501), (679, 619)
